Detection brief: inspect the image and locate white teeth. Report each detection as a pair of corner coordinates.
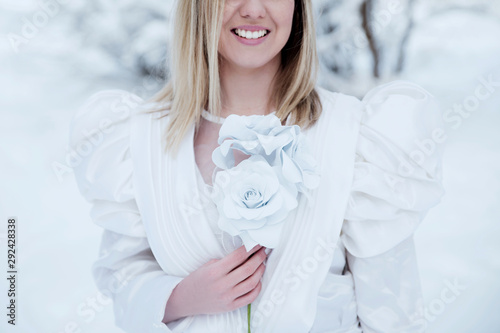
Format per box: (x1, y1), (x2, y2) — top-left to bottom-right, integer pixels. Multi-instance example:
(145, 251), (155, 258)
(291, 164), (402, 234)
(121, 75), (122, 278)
(234, 29), (268, 39)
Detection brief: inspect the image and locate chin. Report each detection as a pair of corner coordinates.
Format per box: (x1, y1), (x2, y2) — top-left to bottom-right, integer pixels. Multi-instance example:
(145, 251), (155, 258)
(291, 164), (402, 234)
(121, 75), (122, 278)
(225, 53), (279, 71)
(235, 60), (273, 70)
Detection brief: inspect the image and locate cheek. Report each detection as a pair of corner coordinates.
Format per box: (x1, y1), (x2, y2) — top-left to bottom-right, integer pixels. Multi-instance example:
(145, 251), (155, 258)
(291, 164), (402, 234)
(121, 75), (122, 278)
(218, 30), (231, 58)
(275, 2), (295, 42)
(279, 1), (295, 21)
(283, 1), (295, 25)
(219, 6), (236, 52)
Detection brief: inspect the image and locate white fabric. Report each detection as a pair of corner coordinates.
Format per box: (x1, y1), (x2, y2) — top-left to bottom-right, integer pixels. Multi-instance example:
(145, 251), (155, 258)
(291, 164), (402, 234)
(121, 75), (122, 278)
(70, 81), (444, 333)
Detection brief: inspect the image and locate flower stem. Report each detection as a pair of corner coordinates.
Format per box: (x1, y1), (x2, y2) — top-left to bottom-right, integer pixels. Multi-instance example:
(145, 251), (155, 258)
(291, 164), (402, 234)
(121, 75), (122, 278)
(247, 304), (251, 333)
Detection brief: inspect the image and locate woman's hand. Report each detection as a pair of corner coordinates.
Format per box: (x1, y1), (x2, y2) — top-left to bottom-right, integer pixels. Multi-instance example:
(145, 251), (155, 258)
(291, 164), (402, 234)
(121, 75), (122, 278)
(162, 245), (267, 324)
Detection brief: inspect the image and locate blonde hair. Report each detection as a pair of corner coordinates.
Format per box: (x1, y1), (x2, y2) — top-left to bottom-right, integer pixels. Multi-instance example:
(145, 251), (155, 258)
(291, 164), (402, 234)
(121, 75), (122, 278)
(149, 0), (322, 154)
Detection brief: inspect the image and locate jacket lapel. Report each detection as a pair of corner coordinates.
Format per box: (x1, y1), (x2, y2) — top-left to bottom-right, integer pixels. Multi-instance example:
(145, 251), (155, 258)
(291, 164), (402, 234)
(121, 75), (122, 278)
(252, 91), (363, 332)
(130, 108), (224, 277)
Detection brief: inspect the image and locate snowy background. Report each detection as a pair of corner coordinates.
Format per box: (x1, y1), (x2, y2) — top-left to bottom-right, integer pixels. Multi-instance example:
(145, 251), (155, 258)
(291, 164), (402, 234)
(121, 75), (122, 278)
(1, 0), (499, 332)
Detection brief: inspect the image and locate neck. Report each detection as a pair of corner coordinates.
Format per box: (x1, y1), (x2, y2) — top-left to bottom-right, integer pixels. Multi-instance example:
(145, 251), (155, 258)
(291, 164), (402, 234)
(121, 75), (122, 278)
(219, 55), (280, 118)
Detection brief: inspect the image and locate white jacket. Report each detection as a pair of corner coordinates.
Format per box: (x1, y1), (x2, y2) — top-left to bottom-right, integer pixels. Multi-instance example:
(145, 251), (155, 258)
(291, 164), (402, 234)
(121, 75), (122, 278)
(70, 81), (445, 333)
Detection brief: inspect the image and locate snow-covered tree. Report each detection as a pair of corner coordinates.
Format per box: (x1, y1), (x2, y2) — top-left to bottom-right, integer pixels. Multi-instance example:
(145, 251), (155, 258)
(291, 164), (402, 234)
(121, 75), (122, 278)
(59, 0), (499, 97)
(314, 0), (414, 95)
(62, 0), (174, 97)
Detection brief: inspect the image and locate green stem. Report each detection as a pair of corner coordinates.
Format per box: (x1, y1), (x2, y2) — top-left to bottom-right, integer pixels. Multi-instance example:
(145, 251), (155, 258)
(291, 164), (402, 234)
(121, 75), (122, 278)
(247, 303), (251, 333)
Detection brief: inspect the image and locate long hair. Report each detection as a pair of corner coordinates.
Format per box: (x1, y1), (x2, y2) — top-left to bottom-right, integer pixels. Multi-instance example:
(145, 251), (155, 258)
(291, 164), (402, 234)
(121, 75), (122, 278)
(149, 0), (322, 154)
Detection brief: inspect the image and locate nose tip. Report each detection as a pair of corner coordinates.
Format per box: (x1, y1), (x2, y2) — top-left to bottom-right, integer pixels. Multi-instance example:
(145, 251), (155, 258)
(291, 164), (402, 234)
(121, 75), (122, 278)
(239, 0), (266, 19)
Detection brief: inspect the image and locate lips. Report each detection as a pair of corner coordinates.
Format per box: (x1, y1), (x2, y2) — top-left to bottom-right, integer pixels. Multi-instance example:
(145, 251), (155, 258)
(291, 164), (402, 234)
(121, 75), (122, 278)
(229, 25), (272, 46)
(231, 25), (271, 38)
(231, 28), (270, 39)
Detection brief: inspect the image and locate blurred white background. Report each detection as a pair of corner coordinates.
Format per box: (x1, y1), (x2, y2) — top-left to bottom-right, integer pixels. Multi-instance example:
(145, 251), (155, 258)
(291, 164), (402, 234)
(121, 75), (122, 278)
(1, 0), (499, 332)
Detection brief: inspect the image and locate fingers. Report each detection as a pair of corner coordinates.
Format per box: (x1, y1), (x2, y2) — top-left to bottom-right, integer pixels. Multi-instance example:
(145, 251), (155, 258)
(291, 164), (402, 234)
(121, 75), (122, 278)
(227, 247), (267, 285)
(232, 262), (265, 297)
(232, 281), (262, 309)
(216, 244), (263, 274)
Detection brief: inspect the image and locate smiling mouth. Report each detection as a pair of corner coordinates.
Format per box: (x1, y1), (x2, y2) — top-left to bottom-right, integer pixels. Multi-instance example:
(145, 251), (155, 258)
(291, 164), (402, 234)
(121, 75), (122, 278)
(232, 29), (270, 40)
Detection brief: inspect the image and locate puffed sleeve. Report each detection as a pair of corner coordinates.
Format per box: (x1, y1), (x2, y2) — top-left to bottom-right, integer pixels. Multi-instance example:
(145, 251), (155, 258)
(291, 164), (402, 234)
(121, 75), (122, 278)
(70, 90), (187, 332)
(342, 81), (446, 332)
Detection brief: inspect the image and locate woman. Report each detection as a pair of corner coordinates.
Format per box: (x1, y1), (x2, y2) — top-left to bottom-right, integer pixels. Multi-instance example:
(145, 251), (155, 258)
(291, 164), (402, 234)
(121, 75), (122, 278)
(71, 0), (444, 332)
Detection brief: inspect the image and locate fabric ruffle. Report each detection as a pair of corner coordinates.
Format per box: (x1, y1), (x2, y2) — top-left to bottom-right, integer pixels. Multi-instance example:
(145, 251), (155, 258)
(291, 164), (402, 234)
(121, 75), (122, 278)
(342, 81), (446, 258)
(70, 90), (188, 332)
(71, 90), (144, 237)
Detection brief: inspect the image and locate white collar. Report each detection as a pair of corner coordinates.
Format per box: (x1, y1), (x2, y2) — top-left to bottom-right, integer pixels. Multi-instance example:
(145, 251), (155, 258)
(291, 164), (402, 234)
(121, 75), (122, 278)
(201, 109), (277, 125)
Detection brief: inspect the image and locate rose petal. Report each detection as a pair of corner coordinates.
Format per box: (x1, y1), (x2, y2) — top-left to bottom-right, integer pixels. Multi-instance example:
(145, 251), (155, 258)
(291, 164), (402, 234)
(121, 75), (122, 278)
(239, 232), (260, 251)
(246, 222), (286, 248)
(213, 141), (235, 169)
(263, 190), (297, 225)
(281, 151), (303, 184)
(223, 195), (245, 219)
(224, 217), (268, 231)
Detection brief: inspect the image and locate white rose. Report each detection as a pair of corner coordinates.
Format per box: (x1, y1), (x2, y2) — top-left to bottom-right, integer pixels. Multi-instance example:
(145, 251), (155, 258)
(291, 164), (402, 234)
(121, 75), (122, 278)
(212, 155), (298, 250)
(212, 113), (319, 193)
